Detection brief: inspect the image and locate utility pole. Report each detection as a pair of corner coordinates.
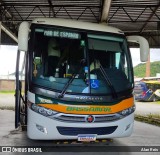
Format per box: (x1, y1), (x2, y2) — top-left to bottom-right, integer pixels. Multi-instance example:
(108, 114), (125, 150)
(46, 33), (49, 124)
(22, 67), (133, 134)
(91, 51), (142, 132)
(101, 0), (112, 22)
(146, 50), (150, 77)
(0, 21), (1, 45)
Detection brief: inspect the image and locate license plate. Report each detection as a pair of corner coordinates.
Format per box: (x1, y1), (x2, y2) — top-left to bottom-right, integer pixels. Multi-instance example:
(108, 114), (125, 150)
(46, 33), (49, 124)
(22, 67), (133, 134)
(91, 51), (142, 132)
(78, 134), (97, 142)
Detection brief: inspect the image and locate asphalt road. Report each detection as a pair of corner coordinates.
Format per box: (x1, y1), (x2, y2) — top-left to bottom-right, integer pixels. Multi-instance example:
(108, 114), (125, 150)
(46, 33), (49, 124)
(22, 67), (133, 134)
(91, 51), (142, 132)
(0, 94), (15, 109)
(135, 101), (160, 115)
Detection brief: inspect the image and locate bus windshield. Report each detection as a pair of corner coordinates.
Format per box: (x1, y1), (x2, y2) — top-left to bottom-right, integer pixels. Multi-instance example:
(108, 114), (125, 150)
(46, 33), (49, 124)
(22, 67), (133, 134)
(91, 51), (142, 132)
(31, 26), (133, 96)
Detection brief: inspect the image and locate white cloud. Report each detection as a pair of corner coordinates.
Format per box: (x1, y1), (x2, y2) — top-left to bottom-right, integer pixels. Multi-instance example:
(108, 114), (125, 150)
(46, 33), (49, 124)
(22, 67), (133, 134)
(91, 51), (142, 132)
(0, 45), (17, 75)
(130, 48), (160, 67)
(130, 48), (141, 67)
(150, 49), (160, 62)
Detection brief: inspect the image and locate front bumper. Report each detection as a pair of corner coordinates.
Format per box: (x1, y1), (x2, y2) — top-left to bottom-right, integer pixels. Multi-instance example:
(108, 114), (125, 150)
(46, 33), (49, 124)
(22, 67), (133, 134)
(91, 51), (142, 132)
(27, 108), (134, 140)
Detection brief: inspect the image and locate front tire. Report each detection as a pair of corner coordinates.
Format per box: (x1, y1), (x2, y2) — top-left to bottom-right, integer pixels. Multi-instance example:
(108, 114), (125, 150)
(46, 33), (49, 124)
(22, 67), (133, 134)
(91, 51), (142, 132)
(152, 95), (157, 102)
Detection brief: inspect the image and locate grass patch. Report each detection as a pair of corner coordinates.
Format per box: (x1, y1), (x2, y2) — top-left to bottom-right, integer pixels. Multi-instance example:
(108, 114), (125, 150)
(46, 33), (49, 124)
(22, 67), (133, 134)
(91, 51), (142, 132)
(0, 106), (15, 111)
(0, 91), (24, 95)
(137, 101), (160, 104)
(156, 101), (160, 104)
(149, 101), (160, 104)
(0, 91), (15, 94)
(147, 114), (160, 118)
(135, 114), (160, 127)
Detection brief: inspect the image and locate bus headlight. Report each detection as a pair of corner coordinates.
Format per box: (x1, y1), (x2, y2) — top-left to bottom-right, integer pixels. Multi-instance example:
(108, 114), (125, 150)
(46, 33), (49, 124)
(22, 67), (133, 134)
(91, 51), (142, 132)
(119, 105), (136, 116)
(46, 109), (55, 116)
(121, 109), (129, 115)
(30, 103), (57, 117)
(38, 107), (45, 114)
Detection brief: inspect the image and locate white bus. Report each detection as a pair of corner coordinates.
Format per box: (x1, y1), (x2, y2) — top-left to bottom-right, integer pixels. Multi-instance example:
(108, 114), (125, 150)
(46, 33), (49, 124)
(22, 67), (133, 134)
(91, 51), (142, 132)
(15, 18), (149, 140)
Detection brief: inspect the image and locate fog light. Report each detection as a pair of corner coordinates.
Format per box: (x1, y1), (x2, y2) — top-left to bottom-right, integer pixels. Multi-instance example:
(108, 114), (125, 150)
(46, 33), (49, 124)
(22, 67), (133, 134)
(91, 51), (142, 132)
(36, 124), (47, 134)
(125, 124), (131, 131)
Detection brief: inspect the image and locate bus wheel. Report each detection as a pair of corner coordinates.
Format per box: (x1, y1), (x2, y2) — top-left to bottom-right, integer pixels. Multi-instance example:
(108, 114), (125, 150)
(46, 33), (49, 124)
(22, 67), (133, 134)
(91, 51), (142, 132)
(152, 96), (157, 102)
(20, 96), (26, 130)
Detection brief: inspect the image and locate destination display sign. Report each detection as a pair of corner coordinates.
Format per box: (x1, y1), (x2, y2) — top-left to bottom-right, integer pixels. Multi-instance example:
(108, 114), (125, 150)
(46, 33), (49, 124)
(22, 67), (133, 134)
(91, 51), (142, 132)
(44, 29), (81, 39)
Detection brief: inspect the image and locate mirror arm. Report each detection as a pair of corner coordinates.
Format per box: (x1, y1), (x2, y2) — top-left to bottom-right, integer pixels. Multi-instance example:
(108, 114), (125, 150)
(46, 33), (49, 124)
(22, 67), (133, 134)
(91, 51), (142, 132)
(18, 21), (30, 52)
(127, 35), (149, 62)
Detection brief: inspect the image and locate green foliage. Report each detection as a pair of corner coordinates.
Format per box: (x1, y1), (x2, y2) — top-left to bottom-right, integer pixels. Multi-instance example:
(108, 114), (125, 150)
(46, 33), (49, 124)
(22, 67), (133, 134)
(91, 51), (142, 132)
(0, 91), (15, 94)
(134, 61), (160, 77)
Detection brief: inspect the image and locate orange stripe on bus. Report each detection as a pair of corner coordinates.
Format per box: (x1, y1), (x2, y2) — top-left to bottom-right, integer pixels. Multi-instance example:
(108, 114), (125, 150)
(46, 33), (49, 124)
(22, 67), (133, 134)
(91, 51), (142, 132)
(38, 97), (134, 115)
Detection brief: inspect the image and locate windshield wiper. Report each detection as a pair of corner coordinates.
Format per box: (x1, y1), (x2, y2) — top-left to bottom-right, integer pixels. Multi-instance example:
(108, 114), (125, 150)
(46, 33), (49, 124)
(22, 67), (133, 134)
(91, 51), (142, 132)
(58, 73), (77, 98)
(99, 65), (118, 99)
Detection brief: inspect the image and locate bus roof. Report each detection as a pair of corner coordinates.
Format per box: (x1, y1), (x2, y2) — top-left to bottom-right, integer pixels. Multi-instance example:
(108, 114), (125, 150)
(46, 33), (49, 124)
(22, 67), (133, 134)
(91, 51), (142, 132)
(32, 18), (124, 35)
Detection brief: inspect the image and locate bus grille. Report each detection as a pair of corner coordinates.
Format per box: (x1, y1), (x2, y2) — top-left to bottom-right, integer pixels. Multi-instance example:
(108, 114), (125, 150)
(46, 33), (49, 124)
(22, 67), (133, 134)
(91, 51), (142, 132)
(56, 115), (84, 122)
(57, 126), (118, 136)
(55, 114), (121, 123)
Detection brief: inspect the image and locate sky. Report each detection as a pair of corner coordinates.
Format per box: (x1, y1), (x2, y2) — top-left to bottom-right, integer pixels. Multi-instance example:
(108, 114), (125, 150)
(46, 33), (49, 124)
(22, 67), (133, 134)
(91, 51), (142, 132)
(130, 48), (160, 66)
(0, 45), (18, 75)
(0, 45), (160, 75)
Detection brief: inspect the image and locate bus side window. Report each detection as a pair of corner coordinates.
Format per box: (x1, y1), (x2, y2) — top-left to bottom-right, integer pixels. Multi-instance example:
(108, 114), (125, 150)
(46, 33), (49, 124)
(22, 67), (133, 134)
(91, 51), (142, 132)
(115, 53), (120, 69)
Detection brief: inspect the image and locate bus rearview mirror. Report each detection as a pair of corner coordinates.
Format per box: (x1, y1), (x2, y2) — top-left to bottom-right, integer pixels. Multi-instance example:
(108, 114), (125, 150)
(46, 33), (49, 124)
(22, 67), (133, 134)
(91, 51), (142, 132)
(18, 22), (30, 52)
(127, 35), (149, 62)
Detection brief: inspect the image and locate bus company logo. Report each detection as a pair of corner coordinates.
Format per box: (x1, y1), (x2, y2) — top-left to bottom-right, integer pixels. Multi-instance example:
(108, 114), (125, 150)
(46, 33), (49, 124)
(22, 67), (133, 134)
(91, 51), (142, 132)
(37, 97), (53, 104)
(2, 147), (11, 152)
(66, 106), (111, 112)
(86, 115), (94, 123)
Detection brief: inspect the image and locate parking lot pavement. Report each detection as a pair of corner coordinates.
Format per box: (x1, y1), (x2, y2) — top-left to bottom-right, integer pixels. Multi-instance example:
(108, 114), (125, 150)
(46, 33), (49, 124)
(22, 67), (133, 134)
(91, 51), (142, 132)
(135, 101), (160, 115)
(0, 110), (160, 155)
(0, 110), (14, 138)
(0, 94), (15, 108)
